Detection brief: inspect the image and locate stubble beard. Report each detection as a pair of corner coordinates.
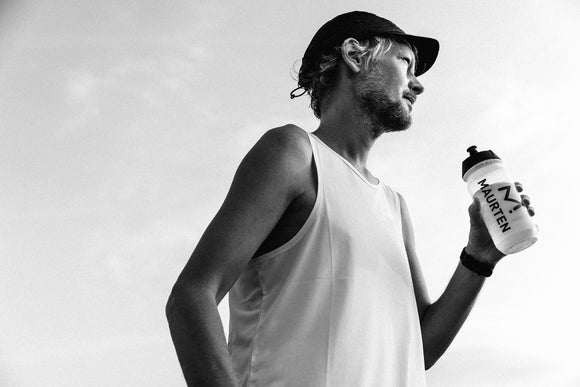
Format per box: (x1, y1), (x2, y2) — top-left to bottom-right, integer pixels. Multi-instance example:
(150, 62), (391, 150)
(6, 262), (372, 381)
(355, 74), (412, 139)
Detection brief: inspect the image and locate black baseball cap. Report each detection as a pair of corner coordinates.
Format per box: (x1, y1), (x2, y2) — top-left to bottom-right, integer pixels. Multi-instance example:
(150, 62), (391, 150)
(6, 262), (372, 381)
(293, 11), (439, 97)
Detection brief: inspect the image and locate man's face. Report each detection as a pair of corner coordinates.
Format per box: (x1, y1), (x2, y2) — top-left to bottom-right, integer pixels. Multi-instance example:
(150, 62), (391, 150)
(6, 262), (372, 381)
(354, 41), (424, 138)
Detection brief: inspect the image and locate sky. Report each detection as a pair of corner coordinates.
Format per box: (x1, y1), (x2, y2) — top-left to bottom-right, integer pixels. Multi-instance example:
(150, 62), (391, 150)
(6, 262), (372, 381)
(1, 0), (579, 386)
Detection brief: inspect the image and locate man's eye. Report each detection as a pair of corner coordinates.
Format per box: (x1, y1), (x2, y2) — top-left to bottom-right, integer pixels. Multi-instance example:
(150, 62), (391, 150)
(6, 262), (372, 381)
(401, 57), (411, 65)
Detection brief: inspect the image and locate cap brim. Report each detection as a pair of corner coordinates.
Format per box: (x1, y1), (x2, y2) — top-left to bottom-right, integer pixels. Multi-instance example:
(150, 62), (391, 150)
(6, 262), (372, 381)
(390, 33), (439, 76)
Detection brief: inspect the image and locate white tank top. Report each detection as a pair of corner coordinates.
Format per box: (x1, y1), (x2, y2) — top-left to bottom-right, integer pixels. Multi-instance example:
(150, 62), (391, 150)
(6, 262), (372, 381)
(228, 131), (426, 387)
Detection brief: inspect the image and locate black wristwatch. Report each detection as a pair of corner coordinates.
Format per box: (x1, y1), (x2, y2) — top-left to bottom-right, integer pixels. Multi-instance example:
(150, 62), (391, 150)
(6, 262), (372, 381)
(460, 248), (494, 277)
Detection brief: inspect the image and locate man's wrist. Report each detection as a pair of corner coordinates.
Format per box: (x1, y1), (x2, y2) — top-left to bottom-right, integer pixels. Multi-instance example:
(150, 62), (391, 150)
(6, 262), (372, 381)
(460, 248), (495, 277)
(463, 246), (498, 268)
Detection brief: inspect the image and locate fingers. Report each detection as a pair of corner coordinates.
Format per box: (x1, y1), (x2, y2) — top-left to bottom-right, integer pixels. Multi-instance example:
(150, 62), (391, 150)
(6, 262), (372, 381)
(521, 194), (535, 216)
(515, 182), (536, 217)
(521, 194), (531, 206)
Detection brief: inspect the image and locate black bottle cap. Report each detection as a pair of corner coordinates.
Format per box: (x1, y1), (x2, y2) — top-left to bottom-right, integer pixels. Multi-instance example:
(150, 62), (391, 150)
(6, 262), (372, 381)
(462, 145), (501, 180)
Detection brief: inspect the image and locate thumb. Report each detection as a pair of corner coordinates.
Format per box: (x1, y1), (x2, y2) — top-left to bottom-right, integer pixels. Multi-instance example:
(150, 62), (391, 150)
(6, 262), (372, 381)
(469, 197), (485, 228)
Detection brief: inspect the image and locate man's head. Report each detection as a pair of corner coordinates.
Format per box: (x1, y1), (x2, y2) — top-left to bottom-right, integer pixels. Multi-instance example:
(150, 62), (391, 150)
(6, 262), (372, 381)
(349, 37), (424, 137)
(292, 11), (439, 131)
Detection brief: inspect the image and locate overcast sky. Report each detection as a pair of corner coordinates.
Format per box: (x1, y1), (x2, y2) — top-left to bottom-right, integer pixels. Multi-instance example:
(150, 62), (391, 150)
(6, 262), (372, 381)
(1, 1), (579, 386)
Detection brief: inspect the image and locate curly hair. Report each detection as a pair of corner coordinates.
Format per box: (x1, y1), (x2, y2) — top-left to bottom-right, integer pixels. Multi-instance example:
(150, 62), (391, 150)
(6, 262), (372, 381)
(297, 36), (417, 118)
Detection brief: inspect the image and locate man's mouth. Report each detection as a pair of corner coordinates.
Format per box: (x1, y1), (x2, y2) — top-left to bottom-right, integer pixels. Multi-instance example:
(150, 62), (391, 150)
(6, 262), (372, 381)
(403, 94), (416, 105)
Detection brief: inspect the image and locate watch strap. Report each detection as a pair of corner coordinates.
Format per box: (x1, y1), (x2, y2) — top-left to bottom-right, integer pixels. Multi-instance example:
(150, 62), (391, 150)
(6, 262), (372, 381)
(460, 248), (494, 277)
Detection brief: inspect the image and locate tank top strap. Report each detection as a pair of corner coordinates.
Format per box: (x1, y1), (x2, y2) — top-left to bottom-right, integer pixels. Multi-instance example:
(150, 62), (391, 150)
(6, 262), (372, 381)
(380, 183), (402, 220)
(305, 131), (322, 182)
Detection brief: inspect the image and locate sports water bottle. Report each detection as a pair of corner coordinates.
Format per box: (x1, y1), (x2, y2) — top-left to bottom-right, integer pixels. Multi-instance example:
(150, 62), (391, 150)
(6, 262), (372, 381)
(462, 146), (538, 254)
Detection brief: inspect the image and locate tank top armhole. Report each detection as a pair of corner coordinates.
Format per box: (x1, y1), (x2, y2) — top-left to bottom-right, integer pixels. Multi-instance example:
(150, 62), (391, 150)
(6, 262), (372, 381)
(381, 183), (405, 231)
(381, 183), (402, 214)
(251, 130), (324, 263)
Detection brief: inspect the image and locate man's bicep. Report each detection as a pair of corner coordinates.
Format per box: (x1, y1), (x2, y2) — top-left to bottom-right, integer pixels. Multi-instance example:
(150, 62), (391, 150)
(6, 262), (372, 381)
(398, 193), (431, 318)
(176, 128), (308, 302)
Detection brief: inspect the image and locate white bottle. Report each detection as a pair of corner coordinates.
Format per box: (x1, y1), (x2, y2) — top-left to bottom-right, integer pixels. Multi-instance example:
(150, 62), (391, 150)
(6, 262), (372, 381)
(462, 146), (538, 254)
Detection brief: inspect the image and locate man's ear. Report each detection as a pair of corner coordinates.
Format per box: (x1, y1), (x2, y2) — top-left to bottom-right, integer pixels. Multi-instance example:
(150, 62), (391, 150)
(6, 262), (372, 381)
(341, 38), (363, 74)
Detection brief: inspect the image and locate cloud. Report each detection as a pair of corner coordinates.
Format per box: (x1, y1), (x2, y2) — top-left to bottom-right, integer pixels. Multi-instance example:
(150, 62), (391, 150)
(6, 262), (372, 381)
(8, 334), (167, 364)
(58, 44), (206, 135)
(100, 223), (195, 285)
(66, 71), (99, 102)
(60, 71), (103, 135)
(427, 345), (576, 387)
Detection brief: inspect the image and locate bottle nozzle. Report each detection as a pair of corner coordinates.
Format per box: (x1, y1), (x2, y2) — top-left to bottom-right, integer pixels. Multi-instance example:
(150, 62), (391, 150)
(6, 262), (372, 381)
(467, 145), (478, 156)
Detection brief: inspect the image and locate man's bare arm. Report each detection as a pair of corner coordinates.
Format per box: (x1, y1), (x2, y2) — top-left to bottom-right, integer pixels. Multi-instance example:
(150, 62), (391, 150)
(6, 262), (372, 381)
(400, 194), (501, 370)
(166, 126), (312, 386)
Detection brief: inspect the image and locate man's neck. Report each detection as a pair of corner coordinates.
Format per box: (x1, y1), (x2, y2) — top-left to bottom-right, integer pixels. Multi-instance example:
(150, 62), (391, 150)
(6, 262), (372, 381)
(313, 97), (379, 176)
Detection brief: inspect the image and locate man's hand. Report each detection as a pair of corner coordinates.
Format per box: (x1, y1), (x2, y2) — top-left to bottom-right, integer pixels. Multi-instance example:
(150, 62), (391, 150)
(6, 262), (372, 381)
(465, 182), (535, 266)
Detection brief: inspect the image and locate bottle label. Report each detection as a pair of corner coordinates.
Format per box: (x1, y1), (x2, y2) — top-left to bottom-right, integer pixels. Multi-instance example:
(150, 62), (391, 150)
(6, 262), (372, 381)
(474, 179), (524, 234)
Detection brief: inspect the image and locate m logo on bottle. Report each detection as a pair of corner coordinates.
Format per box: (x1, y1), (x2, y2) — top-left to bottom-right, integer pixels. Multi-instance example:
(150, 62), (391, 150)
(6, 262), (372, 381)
(497, 185), (523, 213)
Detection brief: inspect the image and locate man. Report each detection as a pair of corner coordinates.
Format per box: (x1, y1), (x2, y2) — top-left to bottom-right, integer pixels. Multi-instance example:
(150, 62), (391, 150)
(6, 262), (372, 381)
(166, 11), (534, 387)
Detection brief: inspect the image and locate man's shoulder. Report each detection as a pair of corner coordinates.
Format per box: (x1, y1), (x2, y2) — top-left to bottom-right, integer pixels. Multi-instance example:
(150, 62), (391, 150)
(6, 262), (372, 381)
(245, 124), (314, 197)
(257, 124), (312, 166)
(261, 124), (311, 149)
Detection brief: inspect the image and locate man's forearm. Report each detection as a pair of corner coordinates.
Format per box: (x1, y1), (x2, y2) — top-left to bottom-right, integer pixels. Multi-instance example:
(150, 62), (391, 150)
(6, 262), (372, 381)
(166, 286), (238, 387)
(420, 261), (486, 369)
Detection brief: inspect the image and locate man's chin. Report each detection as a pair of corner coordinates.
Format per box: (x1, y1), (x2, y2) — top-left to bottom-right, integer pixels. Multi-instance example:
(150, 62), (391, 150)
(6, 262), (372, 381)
(368, 119), (410, 138)
(358, 98), (413, 137)
(387, 119), (412, 133)
(377, 114), (412, 134)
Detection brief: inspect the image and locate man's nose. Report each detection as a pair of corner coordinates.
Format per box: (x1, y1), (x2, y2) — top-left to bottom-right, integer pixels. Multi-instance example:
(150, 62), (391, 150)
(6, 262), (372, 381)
(409, 75), (424, 95)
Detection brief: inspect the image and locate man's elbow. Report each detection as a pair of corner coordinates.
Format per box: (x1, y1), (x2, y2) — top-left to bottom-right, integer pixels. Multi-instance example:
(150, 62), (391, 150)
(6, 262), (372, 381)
(165, 282), (183, 325)
(165, 281), (194, 324)
(165, 280), (216, 325)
